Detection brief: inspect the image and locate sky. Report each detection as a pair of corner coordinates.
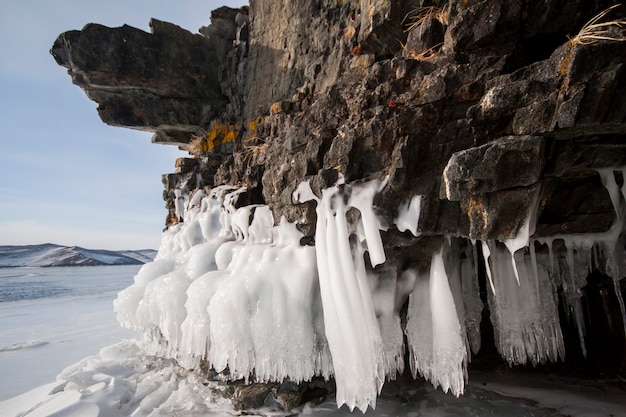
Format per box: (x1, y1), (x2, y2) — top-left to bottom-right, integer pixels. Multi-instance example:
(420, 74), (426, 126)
(0, 0), (247, 250)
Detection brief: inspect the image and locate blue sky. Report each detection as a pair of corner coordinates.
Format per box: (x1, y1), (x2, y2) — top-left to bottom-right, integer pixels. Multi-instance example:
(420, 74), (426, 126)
(0, 0), (247, 250)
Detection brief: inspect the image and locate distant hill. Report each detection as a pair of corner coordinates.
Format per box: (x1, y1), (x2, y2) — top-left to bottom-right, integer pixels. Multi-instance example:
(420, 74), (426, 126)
(0, 244), (157, 267)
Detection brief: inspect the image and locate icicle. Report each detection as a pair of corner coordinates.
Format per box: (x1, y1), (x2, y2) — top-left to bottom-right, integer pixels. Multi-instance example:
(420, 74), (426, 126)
(563, 240), (587, 358)
(486, 244), (565, 366)
(596, 168), (621, 219)
(395, 195), (422, 237)
(446, 241), (476, 363)
(502, 186), (540, 286)
(370, 269), (405, 380)
(481, 241), (496, 295)
(613, 279), (626, 339)
(465, 240), (483, 355)
(405, 270), (432, 381)
(406, 249), (467, 396)
(248, 206), (273, 244)
(509, 249), (521, 286)
(297, 179), (386, 412)
(350, 178), (388, 267)
(174, 188), (186, 220)
(529, 241), (540, 292)
(547, 238), (555, 274)
(620, 167), (626, 203)
(430, 251), (467, 395)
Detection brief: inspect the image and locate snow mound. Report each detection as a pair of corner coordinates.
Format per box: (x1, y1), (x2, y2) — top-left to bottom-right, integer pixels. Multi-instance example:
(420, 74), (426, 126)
(0, 340), (235, 417)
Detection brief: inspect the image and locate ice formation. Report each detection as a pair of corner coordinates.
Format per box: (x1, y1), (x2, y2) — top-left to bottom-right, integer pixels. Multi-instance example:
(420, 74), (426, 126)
(116, 186), (330, 388)
(114, 168), (626, 413)
(395, 195), (422, 237)
(405, 249), (467, 396)
(295, 178), (387, 411)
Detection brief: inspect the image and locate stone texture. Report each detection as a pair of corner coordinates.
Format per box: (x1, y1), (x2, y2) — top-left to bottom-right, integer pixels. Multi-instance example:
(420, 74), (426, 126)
(443, 135), (545, 201)
(51, 17), (238, 145)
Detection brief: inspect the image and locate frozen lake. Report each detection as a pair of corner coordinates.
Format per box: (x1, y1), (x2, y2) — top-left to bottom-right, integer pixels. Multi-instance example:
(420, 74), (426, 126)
(0, 265), (139, 400)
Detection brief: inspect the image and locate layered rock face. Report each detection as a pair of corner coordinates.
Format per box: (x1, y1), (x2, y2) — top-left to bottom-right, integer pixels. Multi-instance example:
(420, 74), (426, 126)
(53, 0), (626, 409)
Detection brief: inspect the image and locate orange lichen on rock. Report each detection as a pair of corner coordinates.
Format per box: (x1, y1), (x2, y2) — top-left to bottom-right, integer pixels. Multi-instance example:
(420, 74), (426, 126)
(189, 122), (240, 154)
(245, 117), (266, 141)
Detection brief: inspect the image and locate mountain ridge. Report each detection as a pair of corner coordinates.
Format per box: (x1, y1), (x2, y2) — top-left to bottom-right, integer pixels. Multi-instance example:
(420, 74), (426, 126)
(0, 244), (157, 267)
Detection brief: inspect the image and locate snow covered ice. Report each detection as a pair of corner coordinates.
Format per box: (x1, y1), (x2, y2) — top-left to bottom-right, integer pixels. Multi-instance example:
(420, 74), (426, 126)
(116, 185), (332, 386)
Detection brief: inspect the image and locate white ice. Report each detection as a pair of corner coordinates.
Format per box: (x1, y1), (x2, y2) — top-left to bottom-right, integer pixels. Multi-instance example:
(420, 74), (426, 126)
(394, 195), (422, 237)
(485, 242), (565, 366)
(406, 248), (467, 397)
(0, 265), (139, 401)
(3, 171), (626, 416)
(116, 185), (331, 388)
(298, 179), (387, 412)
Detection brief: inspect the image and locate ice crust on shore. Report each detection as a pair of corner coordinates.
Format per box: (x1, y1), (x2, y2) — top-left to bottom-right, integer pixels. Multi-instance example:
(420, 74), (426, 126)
(115, 169), (626, 412)
(116, 186), (330, 388)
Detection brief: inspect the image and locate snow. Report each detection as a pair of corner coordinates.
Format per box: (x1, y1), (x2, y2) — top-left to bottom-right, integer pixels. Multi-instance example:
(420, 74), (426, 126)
(0, 265), (139, 400)
(0, 341), (236, 417)
(3, 339), (625, 417)
(0, 244), (154, 267)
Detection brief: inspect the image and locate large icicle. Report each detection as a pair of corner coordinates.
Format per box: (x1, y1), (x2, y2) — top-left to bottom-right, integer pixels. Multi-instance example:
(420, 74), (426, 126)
(502, 186), (540, 286)
(486, 243), (565, 365)
(405, 270), (433, 381)
(406, 248), (467, 397)
(462, 242), (483, 355)
(295, 179), (386, 412)
(370, 268), (405, 380)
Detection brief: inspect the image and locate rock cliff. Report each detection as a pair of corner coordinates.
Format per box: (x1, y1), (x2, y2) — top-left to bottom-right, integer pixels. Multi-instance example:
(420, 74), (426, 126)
(52, 0), (626, 410)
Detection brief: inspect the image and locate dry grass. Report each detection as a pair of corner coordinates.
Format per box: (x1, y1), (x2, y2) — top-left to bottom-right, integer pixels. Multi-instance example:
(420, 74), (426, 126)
(187, 129), (207, 153)
(403, 5), (449, 33)
(242, 137), (267, 164)
(406, 43), (443, 61)
(569, 4), (626, 46)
